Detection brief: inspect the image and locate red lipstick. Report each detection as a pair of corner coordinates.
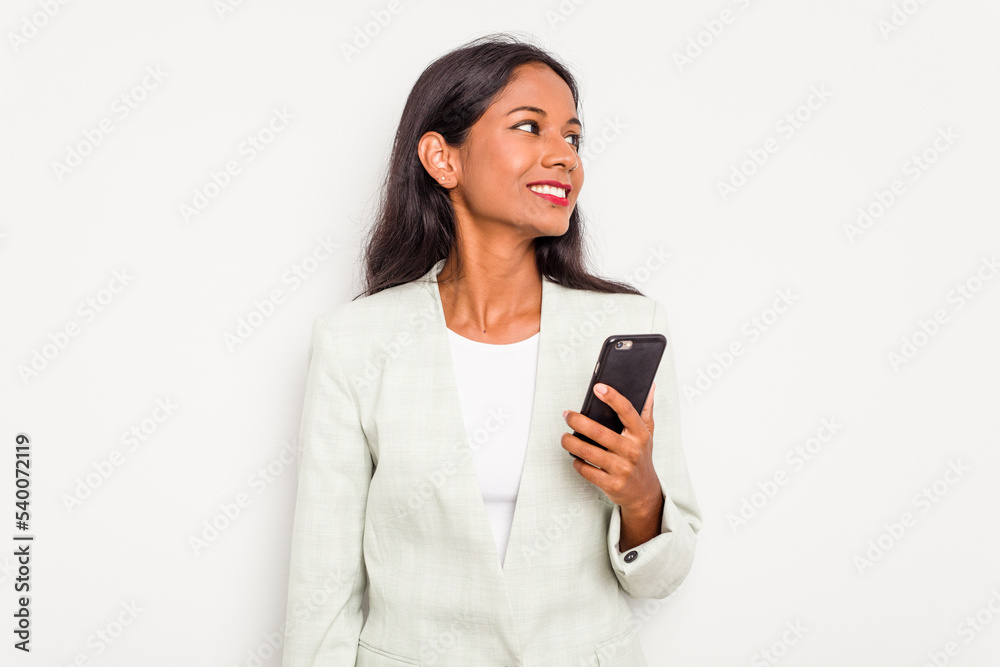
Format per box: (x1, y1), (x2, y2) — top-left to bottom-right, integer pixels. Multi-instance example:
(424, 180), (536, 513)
(526, 180), (572, 206)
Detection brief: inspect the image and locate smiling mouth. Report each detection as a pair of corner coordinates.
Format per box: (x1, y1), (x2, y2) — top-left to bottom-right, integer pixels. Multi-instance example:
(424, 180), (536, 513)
(528, 184), (569, 206)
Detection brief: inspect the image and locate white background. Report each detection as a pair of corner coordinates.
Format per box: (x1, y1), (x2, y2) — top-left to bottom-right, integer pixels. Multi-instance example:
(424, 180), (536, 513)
(2, 1), (999, 665)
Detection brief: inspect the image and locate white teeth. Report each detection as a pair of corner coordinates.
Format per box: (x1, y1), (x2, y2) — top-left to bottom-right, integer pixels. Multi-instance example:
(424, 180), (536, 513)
(529, 184), (567, 198)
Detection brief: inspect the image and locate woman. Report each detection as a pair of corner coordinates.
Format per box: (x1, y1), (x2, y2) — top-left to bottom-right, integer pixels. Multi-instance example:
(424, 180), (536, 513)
(282, 33), (702, 667)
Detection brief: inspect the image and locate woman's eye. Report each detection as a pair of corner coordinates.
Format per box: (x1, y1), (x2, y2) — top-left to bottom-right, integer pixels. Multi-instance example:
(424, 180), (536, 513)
(513, 122), (583, 150)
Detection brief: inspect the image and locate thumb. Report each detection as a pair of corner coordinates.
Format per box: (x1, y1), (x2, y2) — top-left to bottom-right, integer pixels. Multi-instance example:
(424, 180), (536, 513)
(640, 382), (655, 431)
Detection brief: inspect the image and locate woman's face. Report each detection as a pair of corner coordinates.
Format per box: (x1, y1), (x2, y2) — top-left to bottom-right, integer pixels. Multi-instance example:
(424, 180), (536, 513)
(450, 62), (584, 238)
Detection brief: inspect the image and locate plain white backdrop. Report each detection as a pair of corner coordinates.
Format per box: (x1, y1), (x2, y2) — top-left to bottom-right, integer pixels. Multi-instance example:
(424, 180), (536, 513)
(2, 0), (999, 665)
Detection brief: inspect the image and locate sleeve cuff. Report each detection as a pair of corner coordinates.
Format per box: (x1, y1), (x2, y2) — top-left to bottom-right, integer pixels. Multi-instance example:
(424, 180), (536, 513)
(606, 489), (697, 599)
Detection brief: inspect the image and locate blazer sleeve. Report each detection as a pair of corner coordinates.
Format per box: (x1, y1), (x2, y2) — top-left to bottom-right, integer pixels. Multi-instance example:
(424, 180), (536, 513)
(606, 298), (703, 599)
(282, 315), (373, 666)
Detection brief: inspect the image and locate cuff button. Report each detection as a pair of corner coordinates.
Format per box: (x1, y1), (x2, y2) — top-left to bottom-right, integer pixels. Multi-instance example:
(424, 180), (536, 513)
(624, 550), (638, 563)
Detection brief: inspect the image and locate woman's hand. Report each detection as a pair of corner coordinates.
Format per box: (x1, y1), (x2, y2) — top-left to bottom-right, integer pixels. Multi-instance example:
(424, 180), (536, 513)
(560, 382), (663, 517)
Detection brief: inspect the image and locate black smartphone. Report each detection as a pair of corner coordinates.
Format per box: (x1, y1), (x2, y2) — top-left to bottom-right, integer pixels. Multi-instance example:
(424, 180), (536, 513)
(570, 333), (667, 465)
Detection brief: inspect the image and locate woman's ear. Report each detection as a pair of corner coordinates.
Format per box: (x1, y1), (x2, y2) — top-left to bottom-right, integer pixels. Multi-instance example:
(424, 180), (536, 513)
(418, 131), (458, 186)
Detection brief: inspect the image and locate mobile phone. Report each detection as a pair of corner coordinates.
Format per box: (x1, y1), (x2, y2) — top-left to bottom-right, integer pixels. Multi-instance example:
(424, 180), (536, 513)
(569, 333), (667, 465)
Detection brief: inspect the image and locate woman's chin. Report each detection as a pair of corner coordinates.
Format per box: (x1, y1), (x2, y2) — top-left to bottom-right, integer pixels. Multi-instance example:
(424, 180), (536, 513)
(540, 219), (571, 237)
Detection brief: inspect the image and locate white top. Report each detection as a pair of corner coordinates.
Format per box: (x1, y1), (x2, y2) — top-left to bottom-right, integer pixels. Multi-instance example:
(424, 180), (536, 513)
(446, 328), (540, 567)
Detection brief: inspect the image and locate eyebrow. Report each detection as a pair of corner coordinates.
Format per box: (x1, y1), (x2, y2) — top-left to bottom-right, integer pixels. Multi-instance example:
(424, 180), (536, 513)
(505, 105), (582, 128)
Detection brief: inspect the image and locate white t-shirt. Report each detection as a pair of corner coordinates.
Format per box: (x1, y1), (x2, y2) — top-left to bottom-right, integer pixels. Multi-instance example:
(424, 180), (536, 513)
(446, 328), (540, 567)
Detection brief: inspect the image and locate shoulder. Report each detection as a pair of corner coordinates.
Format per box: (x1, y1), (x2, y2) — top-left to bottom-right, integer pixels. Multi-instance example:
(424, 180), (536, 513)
(312, 279), (434, 345)
(554, 281), (663, 328)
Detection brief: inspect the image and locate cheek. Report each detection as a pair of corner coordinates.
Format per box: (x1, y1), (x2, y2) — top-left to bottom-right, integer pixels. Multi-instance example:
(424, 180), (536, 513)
(491, 143), (533, 181)
(469, 149), (532, 203)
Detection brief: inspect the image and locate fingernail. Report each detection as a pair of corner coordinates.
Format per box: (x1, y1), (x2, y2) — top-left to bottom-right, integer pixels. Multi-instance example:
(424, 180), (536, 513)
(562, 410), (568, 419)
(594, 383), (607, 395)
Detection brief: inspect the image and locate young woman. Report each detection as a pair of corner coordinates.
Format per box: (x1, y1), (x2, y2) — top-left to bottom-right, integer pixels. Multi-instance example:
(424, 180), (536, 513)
(282, 33), (702, 667)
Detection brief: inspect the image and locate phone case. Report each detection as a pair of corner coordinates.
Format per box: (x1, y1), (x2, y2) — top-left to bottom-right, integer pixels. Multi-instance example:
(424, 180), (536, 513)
(570, 333), (666, 463)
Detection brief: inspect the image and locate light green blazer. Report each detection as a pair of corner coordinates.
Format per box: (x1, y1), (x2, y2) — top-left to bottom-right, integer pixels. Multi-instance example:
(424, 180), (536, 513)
(281, 258), (702, 667)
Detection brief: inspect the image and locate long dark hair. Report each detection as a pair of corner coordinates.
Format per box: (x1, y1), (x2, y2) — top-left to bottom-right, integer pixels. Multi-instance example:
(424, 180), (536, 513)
(355, 32), (644, 301)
